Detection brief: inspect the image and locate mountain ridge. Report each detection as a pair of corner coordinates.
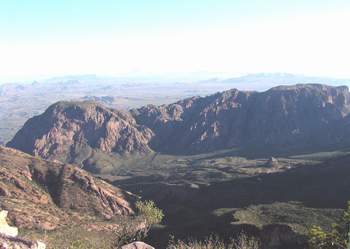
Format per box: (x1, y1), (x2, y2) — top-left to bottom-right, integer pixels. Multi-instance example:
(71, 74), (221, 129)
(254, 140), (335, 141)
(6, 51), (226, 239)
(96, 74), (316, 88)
(7, 84), (350, 165)
(132, 84), (350, 154)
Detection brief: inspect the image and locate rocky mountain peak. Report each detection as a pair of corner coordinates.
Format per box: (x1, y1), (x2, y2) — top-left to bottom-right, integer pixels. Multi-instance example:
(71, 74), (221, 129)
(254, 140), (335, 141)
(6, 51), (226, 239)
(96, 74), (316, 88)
(7, 101), (153, 163)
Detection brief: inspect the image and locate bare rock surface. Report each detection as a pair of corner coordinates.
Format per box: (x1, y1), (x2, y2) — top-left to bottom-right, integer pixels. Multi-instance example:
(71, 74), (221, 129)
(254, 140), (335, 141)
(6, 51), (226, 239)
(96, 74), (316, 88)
(121, 241), (155, 249)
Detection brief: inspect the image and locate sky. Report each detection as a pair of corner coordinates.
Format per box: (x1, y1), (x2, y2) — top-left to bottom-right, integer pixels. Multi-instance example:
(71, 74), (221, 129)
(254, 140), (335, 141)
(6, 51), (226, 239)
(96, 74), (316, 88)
(0, 0), (350, 82)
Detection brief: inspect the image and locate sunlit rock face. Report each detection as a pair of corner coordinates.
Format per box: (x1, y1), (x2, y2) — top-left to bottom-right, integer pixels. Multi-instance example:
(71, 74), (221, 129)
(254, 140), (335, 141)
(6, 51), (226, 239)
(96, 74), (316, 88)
(7, 101), (153, 164)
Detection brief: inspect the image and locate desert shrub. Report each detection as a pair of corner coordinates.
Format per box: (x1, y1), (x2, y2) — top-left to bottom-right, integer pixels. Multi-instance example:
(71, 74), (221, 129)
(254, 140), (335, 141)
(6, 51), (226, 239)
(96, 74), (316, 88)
(308, 201), (350, 249)
(136, 200), (164, 226)
(114, 201), (164, 248)
(166, 234), (260, 249)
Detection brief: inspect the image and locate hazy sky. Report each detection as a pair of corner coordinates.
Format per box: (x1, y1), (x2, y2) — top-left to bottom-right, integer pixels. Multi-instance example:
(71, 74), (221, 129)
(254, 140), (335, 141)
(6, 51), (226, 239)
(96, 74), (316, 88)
(0, 0), (350, 82)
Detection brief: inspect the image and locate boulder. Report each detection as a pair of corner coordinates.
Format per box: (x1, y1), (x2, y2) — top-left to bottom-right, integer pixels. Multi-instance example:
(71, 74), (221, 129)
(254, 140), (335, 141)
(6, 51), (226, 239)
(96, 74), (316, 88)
(0, 211), (18, 237)
(121, 241), (155, 249)
(0, 210), (46, 249)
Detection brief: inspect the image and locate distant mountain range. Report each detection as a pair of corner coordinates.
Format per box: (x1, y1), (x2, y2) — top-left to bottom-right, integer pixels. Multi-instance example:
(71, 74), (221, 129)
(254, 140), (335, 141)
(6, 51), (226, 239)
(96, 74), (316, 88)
(7, 84), (350, 168)
(198, 73), (350, 90)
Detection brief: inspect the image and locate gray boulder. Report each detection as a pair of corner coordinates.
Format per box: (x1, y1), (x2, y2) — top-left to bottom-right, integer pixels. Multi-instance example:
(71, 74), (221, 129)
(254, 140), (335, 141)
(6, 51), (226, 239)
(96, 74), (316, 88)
(121, 241), (155, 249)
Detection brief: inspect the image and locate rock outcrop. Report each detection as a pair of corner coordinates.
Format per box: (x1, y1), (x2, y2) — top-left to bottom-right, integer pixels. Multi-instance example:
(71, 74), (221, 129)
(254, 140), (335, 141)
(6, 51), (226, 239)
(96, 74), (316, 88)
(0, 146), (136, 231)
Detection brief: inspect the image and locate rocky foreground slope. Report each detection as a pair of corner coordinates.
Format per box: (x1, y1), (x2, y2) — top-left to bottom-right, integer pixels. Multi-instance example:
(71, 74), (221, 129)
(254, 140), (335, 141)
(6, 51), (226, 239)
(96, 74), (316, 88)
(0, 210), (46, 249)
(8, 84), (350, 163)
(0, 146), (136, 231)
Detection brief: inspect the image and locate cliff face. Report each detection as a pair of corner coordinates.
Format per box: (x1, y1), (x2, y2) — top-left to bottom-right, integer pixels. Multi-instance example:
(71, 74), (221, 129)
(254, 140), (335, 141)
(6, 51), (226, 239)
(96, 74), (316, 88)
(7, 101), (153, 163)
(244, 84), (350, 150)
(132, 89), (254, 153)
(132, 84), (350, 154)
(0, 146), (136, 231)
(8, 84), (350, 158)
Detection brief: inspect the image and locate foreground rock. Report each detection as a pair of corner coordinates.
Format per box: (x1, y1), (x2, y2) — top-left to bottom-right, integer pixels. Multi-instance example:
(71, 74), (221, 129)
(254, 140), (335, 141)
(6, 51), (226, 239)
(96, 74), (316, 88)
(121, 241), (155, 249)
(0, 233), (46, 249)
(0, 146), (136, 230)
(0, 211), (17, 237)
(0, 210), (45, 249)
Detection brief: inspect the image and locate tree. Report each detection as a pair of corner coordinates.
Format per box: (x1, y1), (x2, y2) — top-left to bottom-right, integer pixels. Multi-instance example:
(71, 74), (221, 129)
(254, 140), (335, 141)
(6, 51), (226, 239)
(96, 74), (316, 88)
(309, 201), (350, 249)
(114, 200), (164, 247)
(136, 200), (164, 226)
